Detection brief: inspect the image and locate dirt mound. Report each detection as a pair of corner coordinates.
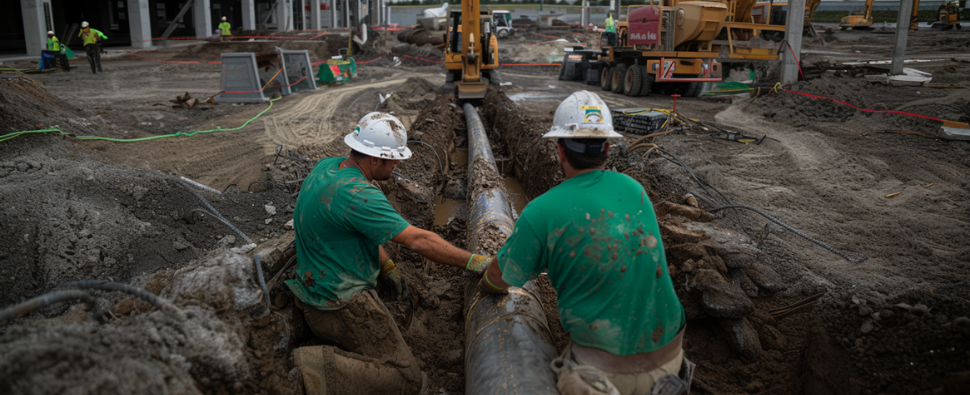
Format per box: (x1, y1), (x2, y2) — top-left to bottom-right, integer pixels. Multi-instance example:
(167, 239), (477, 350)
(499, 40), (578, 64)
(0, 248), (301, 395)
(389, 43), (444, 66)
(747, 75), (970, 134)
(380, 77), (443, 114)
(0, 138), (292, 308)
(805, 288), (970, 394)
(0, 74), (105, 136)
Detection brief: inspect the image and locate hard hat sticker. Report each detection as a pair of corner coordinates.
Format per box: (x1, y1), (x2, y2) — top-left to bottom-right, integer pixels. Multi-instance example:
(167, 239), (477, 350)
(353, 125), (361, 140)
(582, 105), (604, 123)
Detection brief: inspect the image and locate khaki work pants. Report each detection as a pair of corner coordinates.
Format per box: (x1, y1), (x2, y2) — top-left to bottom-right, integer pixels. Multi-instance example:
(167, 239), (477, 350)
(555, 342), (684, 395)
(293, 290), (423, 395)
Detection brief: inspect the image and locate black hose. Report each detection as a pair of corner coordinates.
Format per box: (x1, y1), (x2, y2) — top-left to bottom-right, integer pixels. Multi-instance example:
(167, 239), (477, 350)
(54, 280), (187, 320)
(408, 140), (444, 177)
(708, 205), (869, 264)
(254, 255), (271, 309)
(274, 144), (310, 165)
(0, 290), (94, 323)
(180, 180), (254, 245)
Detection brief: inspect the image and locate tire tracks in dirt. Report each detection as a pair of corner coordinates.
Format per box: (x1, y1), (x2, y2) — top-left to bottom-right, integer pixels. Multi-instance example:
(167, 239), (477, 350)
(258, 78), (409, 155)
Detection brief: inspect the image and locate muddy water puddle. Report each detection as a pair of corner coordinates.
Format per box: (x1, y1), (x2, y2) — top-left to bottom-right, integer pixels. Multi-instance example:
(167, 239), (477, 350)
(434, 148), (530, 225)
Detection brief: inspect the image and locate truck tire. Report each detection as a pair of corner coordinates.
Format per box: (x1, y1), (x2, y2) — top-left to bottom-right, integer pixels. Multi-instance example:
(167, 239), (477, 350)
(611, 63), (629, 94)
(639, 67), (653, 97)
(600, 66), (612, 91)
(625, 65), (643, 97)
(685, 79), (704, 97)
(497, 29), (509, 38)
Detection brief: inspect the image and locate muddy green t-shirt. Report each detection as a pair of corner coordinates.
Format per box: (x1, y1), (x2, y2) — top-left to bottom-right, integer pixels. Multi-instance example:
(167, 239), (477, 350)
(497, 170), (685, 356)
(285, 157), (410, 310)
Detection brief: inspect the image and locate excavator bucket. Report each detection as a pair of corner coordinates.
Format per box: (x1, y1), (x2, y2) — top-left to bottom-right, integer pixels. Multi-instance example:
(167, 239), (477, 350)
(457, 80), (488, 102)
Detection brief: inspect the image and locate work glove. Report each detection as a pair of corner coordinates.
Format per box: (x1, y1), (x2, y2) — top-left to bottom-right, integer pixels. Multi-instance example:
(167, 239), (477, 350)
(379, 259), (409, 302)
(465, 254), (492, 275)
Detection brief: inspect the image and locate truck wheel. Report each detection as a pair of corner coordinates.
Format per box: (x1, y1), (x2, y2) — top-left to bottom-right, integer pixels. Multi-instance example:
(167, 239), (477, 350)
(625, 65), (643, 97)
(685, 79), (704, 97)
(639, 67), (653, 97)
(600, 67), (612, 91)
(487, 70), (502, 86)
(497, 29), (509, 38)
(611, 63), (629, 94)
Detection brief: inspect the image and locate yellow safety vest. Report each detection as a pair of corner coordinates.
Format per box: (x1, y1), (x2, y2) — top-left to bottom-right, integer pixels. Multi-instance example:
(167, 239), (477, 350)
(47, 36), (60, 51)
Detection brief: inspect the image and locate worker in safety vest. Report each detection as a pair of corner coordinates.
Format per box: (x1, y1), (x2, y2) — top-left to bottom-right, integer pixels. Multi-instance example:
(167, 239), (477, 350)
(43, 31), (70, 71)
(287, 112), (492, 395)
(480, 91), (692, 395)
(218, 16), (232, 42)
(78, 21), (107, 73)
(605, 13), (617, 47)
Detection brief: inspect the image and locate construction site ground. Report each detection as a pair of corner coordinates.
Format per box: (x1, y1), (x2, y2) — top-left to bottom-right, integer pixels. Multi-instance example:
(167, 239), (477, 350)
(1, 25), (969, 395)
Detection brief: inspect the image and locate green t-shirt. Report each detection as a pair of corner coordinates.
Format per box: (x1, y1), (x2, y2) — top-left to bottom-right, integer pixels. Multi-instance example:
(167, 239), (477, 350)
(497, 170), (684, 356)
(285, 157), (411, 310)
(219, 22), (232, 35)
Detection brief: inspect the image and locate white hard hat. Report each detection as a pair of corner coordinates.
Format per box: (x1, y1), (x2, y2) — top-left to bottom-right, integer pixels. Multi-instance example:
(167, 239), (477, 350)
(344, 112), (413, 160)
(81, 21), (89, 28)
(542, 91), (623, 139)
(222, 16), (227, 21)
(47, 31), (54, 35)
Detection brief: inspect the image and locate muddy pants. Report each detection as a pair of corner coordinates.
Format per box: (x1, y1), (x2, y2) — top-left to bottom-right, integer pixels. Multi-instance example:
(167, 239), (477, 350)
(84, 44), (102, 73)
(553, 333), (691, 395)
(293, 290), (423, 395)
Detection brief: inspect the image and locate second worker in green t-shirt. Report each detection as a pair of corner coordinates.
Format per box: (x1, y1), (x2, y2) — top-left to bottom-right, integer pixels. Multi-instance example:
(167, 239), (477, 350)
(480, 91), (691, 395)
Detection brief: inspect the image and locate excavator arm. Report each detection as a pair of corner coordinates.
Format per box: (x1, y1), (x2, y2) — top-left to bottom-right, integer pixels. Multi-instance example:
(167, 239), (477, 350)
(910, 0), (920, 30)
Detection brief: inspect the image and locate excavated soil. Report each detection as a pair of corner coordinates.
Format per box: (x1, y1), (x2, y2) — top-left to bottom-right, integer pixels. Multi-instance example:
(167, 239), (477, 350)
(4, 25), (970, 395)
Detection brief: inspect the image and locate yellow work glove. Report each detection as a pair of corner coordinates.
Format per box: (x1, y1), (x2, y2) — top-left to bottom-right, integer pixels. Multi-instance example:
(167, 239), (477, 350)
(465, 254), (492, 275)
(379, 259), (408, 301)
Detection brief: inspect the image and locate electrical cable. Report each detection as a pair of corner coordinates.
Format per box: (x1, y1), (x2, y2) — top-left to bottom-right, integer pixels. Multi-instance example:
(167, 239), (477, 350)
(0, 97), (282, 143)
(407, 140), (443, 177)
(254, 254), (271, 310)
(708, 205), (869, 264)
(179, 180), (254, 245)
(53, 280), (186, 320)
(0, 290), (93, 324)
(179, 179), (270, 308)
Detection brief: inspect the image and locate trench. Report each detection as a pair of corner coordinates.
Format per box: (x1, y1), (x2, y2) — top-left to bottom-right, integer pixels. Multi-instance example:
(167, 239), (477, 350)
(433, 147), (530, 227)
(402, 86), (850, 395)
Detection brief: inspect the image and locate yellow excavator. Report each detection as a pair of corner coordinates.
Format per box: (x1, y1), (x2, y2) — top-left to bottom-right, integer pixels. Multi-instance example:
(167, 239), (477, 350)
(840, 0), (876, 29)
(444, 0), (500, 102)
(911, 0), (963, 30)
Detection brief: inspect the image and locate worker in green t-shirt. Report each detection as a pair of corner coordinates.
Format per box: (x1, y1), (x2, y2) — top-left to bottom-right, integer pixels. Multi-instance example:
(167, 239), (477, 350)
(480, 91), (690, 395)
(287, 112), (492, 395)
(218, 16), (231, 42)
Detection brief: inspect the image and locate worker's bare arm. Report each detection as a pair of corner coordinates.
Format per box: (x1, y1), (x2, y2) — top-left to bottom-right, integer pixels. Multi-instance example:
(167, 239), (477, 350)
(392, 225), (472, 268)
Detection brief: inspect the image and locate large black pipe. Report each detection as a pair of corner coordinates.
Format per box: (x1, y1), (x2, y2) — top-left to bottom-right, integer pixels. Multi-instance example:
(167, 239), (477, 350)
(462, 103), (560, 395)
